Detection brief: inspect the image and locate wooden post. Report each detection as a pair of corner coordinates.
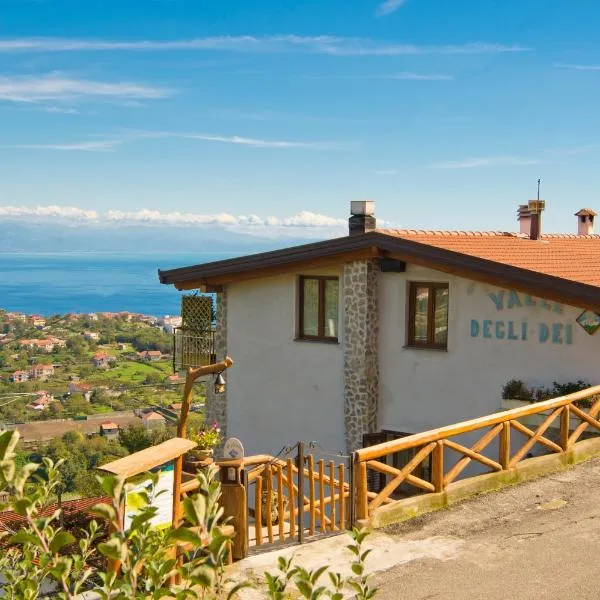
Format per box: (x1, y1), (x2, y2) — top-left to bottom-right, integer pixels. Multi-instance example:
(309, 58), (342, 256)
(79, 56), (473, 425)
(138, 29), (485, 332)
(318, 460), (326, 533)
(354, 454), (368, 521)
(265, 465), (274, 543)
(328, 461), (336, 531)
(297, 441), (305, 543)
(560, 406), (570, 451)
(173, 357), (234, 529)
(276, 465), (285, 541)
(307, 454), (316, 536)
(432, 441), (444, 493)
(219, 462), (248, 560)
(254, 474), (263, 547)
(286, 458), (296, 539)
(499, 421), (510, 469)
(338, 464), (345, 530)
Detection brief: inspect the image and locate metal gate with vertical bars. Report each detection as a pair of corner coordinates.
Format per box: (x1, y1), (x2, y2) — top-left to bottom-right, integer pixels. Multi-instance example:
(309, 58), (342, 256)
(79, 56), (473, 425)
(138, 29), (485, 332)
(243, 442), (354, 552)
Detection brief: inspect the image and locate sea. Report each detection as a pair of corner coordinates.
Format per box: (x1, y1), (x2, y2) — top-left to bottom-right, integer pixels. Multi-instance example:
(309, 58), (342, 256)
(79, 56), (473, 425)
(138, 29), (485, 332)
(0, 253), (236, 317)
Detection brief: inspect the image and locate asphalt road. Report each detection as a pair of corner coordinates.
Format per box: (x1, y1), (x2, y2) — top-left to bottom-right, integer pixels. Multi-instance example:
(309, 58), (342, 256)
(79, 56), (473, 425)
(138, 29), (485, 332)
(375, 457), (600, 600)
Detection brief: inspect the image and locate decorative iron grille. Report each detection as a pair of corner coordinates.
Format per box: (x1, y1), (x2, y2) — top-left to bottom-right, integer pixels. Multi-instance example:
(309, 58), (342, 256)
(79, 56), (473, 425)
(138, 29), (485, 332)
(173, 295), (216, 370)
(181, 295), (213, 332)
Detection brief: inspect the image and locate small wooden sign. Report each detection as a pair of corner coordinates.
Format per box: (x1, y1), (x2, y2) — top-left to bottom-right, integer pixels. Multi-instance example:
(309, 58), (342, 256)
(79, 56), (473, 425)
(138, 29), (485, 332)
(100, 437), (196, 530)
(223, 437), (244, 461)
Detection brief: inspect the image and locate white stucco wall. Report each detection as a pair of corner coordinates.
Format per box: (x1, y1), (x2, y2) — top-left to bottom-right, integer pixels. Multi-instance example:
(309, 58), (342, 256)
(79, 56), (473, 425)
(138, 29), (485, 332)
(379, 264), (600, 435)
(225, 268), (346, 457)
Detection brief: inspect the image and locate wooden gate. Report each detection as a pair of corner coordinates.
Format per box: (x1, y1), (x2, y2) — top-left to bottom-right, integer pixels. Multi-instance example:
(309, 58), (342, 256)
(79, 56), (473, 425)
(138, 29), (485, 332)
(244, 442), (353, 552)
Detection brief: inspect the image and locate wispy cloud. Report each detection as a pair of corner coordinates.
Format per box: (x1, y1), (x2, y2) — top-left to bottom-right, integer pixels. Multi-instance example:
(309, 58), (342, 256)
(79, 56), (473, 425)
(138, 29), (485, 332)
(4, 131), (352, 152)
(333, 71), (452, 81)
(430, 156), (540, 169)
(0, 36), (533, 57)
(376, 0), (408, 17)
(6, 140), (123, 152)
(554, 63), (600, 72)
(545, 143), (600, 156)
(374, 169), (397, 175)
(39, 105), (80, 114)
(0, 74), (172, 104)
(168, 132), (348, 149)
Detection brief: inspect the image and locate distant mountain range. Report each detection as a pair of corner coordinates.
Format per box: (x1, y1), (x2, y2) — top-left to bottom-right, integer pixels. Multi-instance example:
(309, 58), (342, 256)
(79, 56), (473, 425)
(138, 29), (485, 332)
(0, 221), (319, 254)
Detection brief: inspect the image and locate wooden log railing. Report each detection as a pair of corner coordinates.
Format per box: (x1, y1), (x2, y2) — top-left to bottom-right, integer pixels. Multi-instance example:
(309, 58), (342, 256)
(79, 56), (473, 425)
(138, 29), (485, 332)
(240, 454), (352, 548)
(353, 385), (600, 520)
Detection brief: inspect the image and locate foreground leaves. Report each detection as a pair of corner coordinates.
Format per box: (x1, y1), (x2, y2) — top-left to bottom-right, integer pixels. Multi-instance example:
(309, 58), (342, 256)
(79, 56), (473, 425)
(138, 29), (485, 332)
(0, 429), (378, 599)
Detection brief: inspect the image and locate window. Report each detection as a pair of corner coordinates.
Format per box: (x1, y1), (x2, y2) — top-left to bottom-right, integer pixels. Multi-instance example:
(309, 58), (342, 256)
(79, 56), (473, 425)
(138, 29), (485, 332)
(298, 276), (339, 341)
(407, 282), (449, 349)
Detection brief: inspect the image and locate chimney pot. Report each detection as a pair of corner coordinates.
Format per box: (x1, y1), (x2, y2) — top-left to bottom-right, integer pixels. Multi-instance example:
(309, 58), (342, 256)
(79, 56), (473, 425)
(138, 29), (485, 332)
(527, 199), (545, 240)
(575, 208), (597, 235)
(349, 200), (376, 236)
(517, 204), (531, 236)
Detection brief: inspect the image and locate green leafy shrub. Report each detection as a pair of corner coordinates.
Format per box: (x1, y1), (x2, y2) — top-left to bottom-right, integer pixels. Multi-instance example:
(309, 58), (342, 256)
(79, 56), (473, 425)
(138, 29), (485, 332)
(501, 379), (533, 401)
(503, 379), (594, 404)
(0, 429), (379, 599)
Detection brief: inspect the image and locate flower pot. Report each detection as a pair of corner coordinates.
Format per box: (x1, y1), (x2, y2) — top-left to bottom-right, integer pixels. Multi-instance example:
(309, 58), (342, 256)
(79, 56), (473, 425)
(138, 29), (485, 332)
(193, 448), (214, 461)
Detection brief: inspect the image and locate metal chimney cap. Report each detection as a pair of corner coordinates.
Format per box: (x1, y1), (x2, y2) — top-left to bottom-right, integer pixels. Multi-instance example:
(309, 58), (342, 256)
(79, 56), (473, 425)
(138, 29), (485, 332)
(351, 200), (375, 216)
(528, 199), (546, 214)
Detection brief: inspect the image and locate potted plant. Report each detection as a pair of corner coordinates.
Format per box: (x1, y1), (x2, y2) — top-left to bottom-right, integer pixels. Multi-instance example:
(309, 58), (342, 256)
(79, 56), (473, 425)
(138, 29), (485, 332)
(190, 421), (222, 461)
(501, 379), (593, 429)
(501, 379), (534, 408)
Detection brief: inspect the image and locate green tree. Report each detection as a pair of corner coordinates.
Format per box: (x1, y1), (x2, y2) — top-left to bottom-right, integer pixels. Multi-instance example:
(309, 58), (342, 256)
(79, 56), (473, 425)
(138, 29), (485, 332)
(118, 424), (152, 453)
(144, 371), (163, 385)
(66, 335), (87, 358)
(62, 430), (85, 445)
(64, 395), (93, 416)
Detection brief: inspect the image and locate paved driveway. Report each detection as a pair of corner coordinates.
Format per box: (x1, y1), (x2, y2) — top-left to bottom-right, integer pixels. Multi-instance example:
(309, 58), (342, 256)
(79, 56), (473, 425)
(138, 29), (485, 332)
(375, 457), (600, 600)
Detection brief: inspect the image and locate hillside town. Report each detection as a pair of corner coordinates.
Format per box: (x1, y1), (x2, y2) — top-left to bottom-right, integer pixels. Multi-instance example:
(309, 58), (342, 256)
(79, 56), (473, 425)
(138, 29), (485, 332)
(0, 309), (201, 434)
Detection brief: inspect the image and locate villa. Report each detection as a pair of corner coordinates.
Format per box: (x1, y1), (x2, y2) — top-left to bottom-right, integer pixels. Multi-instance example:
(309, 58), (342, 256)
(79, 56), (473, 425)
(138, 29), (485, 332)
(159, 200), (600, 460)
(10, 370), (29, 384)
(29, 364), (55, 380)
(92, 352), (113, 368)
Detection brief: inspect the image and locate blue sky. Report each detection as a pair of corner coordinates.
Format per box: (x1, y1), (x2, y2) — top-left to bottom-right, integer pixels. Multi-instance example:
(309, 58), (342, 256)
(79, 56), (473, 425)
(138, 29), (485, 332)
(1, 0), (599, 237)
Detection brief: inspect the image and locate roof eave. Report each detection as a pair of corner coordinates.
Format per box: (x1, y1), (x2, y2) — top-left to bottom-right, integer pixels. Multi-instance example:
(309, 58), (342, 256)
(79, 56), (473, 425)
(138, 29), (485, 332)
(158, 232), (600, 311)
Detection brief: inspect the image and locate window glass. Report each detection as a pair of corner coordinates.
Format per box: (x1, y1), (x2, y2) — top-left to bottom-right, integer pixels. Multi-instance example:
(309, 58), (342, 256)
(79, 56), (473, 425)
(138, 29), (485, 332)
(324, 279), (339, 338)
(434, 287), (449, 345)
(302, 278), (319, 336)
(413, 286), (429, 343)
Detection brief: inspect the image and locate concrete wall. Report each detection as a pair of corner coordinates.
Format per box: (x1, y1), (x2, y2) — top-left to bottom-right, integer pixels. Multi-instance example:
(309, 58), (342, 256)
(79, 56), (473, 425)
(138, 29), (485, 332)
(379, 264), (600, 435)
(225, 267), (346, 457)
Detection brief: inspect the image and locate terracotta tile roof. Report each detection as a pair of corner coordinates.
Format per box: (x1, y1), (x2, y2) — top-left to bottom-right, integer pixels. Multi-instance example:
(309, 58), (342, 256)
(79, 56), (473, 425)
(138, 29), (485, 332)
(142, 411), (166, 421)
(378, 229), (600, 287)
(0, 496), (110, 531)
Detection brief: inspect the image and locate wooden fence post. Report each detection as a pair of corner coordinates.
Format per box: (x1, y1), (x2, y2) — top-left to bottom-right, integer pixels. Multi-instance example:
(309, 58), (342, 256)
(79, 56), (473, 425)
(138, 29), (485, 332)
(499, 421), (510, 469)
(560, 406), (571, 451)
(219, 462), (248, 560)
(432, 441), (444, 493)
(353, 453), (368, 522)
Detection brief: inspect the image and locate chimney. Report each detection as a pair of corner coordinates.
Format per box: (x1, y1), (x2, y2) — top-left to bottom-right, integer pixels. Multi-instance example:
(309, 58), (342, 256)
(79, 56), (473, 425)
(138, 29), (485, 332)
(575, 208), (597, 235)
(517, 204), (531, 236)
(527, 199), (545, 240)
(349, 200), (376, 236)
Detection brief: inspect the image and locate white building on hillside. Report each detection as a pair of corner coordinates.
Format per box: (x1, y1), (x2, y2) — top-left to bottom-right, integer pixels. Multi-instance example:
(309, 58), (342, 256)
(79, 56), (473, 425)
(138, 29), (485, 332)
(159, 201), (600, 464)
